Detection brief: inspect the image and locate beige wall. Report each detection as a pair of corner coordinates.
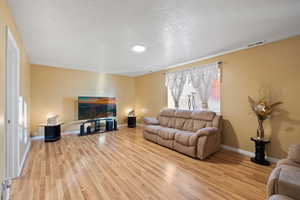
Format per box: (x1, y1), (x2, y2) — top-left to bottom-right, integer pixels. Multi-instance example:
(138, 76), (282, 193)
(31, 65), (135, 136)
(135, 35), (300, 159)
(0, 0), (31, 181)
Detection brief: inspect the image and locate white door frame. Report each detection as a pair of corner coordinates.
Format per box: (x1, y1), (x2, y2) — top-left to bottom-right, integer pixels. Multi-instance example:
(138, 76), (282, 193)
(5, 27), (20, 180)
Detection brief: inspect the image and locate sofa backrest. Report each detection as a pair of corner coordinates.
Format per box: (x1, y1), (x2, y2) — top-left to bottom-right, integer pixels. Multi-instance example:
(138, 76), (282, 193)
(158, 108), (222, 132)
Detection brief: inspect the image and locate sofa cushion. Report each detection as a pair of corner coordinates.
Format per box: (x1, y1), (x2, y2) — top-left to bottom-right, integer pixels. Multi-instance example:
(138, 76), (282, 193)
(167, 117), (176, 128)
(205, 121), (213, 127)
(175, 130), (199, 146)
(144, 125), (161, 135)
(288, 144), (300, 164)
(174, 142), (196, 157)
(159, 108), (176, 117)
(175, 109), (192, 118)
(193, 120), (207, 132)
(182, 119), (194, 131)
(144, 131), (158, 143)
(143, 117), (159, 125)
(158, 116), (169, 127)
(157, 137), (174, 149)
(175, 118), (185, 130)
(212, 115), (222, 128)
(191, 111), (215, 121)
(158, 127), (177, 140)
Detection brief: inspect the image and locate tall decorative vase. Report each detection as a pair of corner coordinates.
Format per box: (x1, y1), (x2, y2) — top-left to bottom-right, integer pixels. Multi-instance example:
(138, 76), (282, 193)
(257, 119), (265, 139)
(248, 96), (282, 166)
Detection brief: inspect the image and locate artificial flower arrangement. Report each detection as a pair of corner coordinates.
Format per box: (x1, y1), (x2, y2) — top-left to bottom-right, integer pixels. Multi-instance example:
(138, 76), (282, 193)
(248, 96), (282, 139)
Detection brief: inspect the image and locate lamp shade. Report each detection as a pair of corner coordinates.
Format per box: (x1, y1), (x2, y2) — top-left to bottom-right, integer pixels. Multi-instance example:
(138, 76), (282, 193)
(47, 113), (59, 125)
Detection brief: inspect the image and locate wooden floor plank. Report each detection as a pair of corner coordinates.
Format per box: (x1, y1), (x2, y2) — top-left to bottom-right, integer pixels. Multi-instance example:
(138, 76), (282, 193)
(11, 127), (274, 200)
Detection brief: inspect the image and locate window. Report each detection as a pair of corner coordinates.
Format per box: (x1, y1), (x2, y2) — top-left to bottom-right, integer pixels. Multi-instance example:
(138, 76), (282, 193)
(23, 101), (28, 144)
(167, 66), (221, 113)
(18, 96), (29, 145)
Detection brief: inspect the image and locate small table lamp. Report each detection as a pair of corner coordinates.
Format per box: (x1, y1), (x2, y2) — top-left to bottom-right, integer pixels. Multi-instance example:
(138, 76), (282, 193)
(46, 113), (59, 125)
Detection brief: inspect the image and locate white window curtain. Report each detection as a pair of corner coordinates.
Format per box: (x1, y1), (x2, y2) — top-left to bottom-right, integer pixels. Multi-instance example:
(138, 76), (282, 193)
(189, 62), (219, 110)
(165, 70), (188, 108)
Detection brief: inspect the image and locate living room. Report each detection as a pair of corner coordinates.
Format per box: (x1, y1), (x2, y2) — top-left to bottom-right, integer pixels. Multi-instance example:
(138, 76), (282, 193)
(1, 0), (300, 200)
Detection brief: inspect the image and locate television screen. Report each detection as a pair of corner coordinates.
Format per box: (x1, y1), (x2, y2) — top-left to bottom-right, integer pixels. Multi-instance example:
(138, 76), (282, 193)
(78, 97), (116, 120)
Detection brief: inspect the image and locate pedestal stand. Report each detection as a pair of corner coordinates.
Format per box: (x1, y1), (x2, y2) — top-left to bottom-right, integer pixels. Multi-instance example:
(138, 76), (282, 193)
(250, 137), (270, 166)
(128, 116), (136, 128)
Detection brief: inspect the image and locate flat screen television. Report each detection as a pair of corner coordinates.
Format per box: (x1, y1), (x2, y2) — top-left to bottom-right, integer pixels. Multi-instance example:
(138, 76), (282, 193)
(78, 96), (116, 120)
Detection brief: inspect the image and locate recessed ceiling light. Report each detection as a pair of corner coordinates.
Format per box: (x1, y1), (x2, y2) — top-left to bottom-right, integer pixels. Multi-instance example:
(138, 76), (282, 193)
(132, 45), (146, 53)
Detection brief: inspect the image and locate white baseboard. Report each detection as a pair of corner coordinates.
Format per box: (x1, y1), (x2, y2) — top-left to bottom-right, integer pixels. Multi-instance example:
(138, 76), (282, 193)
(137, 123), (145, 127)
(31, 124), (128, 141)
(31, 135), (44, 141)
(62, 130), (80, 135)
(118, 124), (127, 127)
(221, 145), (279, 163)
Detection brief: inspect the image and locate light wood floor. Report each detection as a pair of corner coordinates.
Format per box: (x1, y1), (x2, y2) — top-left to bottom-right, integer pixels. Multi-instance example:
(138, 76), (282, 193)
(11, 127), (274, 200)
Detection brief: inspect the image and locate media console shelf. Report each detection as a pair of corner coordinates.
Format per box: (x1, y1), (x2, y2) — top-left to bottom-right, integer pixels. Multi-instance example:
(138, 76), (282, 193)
(79, 118), (117, 136)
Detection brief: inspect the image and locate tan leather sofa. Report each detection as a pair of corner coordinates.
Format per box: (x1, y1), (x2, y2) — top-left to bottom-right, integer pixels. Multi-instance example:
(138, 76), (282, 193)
(143, 108), (223, 160)
(267, 144), (300, 200)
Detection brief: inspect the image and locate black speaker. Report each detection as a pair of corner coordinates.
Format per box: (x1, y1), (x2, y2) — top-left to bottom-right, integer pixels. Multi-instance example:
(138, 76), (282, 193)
(113, 119), (118, 130)
(106, 120), (114, 131)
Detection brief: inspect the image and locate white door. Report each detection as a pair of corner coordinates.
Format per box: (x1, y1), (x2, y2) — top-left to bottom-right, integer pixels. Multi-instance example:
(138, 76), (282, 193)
(5, 27), (20, 179)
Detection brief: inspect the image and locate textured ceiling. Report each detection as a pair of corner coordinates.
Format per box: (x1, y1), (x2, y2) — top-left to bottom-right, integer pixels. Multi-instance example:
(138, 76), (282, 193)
(8, 0), (300, 76)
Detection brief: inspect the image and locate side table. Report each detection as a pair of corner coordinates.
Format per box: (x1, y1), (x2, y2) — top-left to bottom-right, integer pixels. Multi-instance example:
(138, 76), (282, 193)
(128, 116), (136, 128)
(40, 123), (63, 142)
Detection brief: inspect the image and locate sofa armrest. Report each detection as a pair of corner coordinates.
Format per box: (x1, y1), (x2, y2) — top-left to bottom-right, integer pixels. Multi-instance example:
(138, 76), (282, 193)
(267, 167), (282, 198)
(288, 144), (300, 164)
(196, 127), (221, 160)
(196, 127), (219, 136)
(143, 117), (160, 125)
(267, 166), (300, 200)
(277, 159), (300, 168)
(269, 195), (295, 200)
